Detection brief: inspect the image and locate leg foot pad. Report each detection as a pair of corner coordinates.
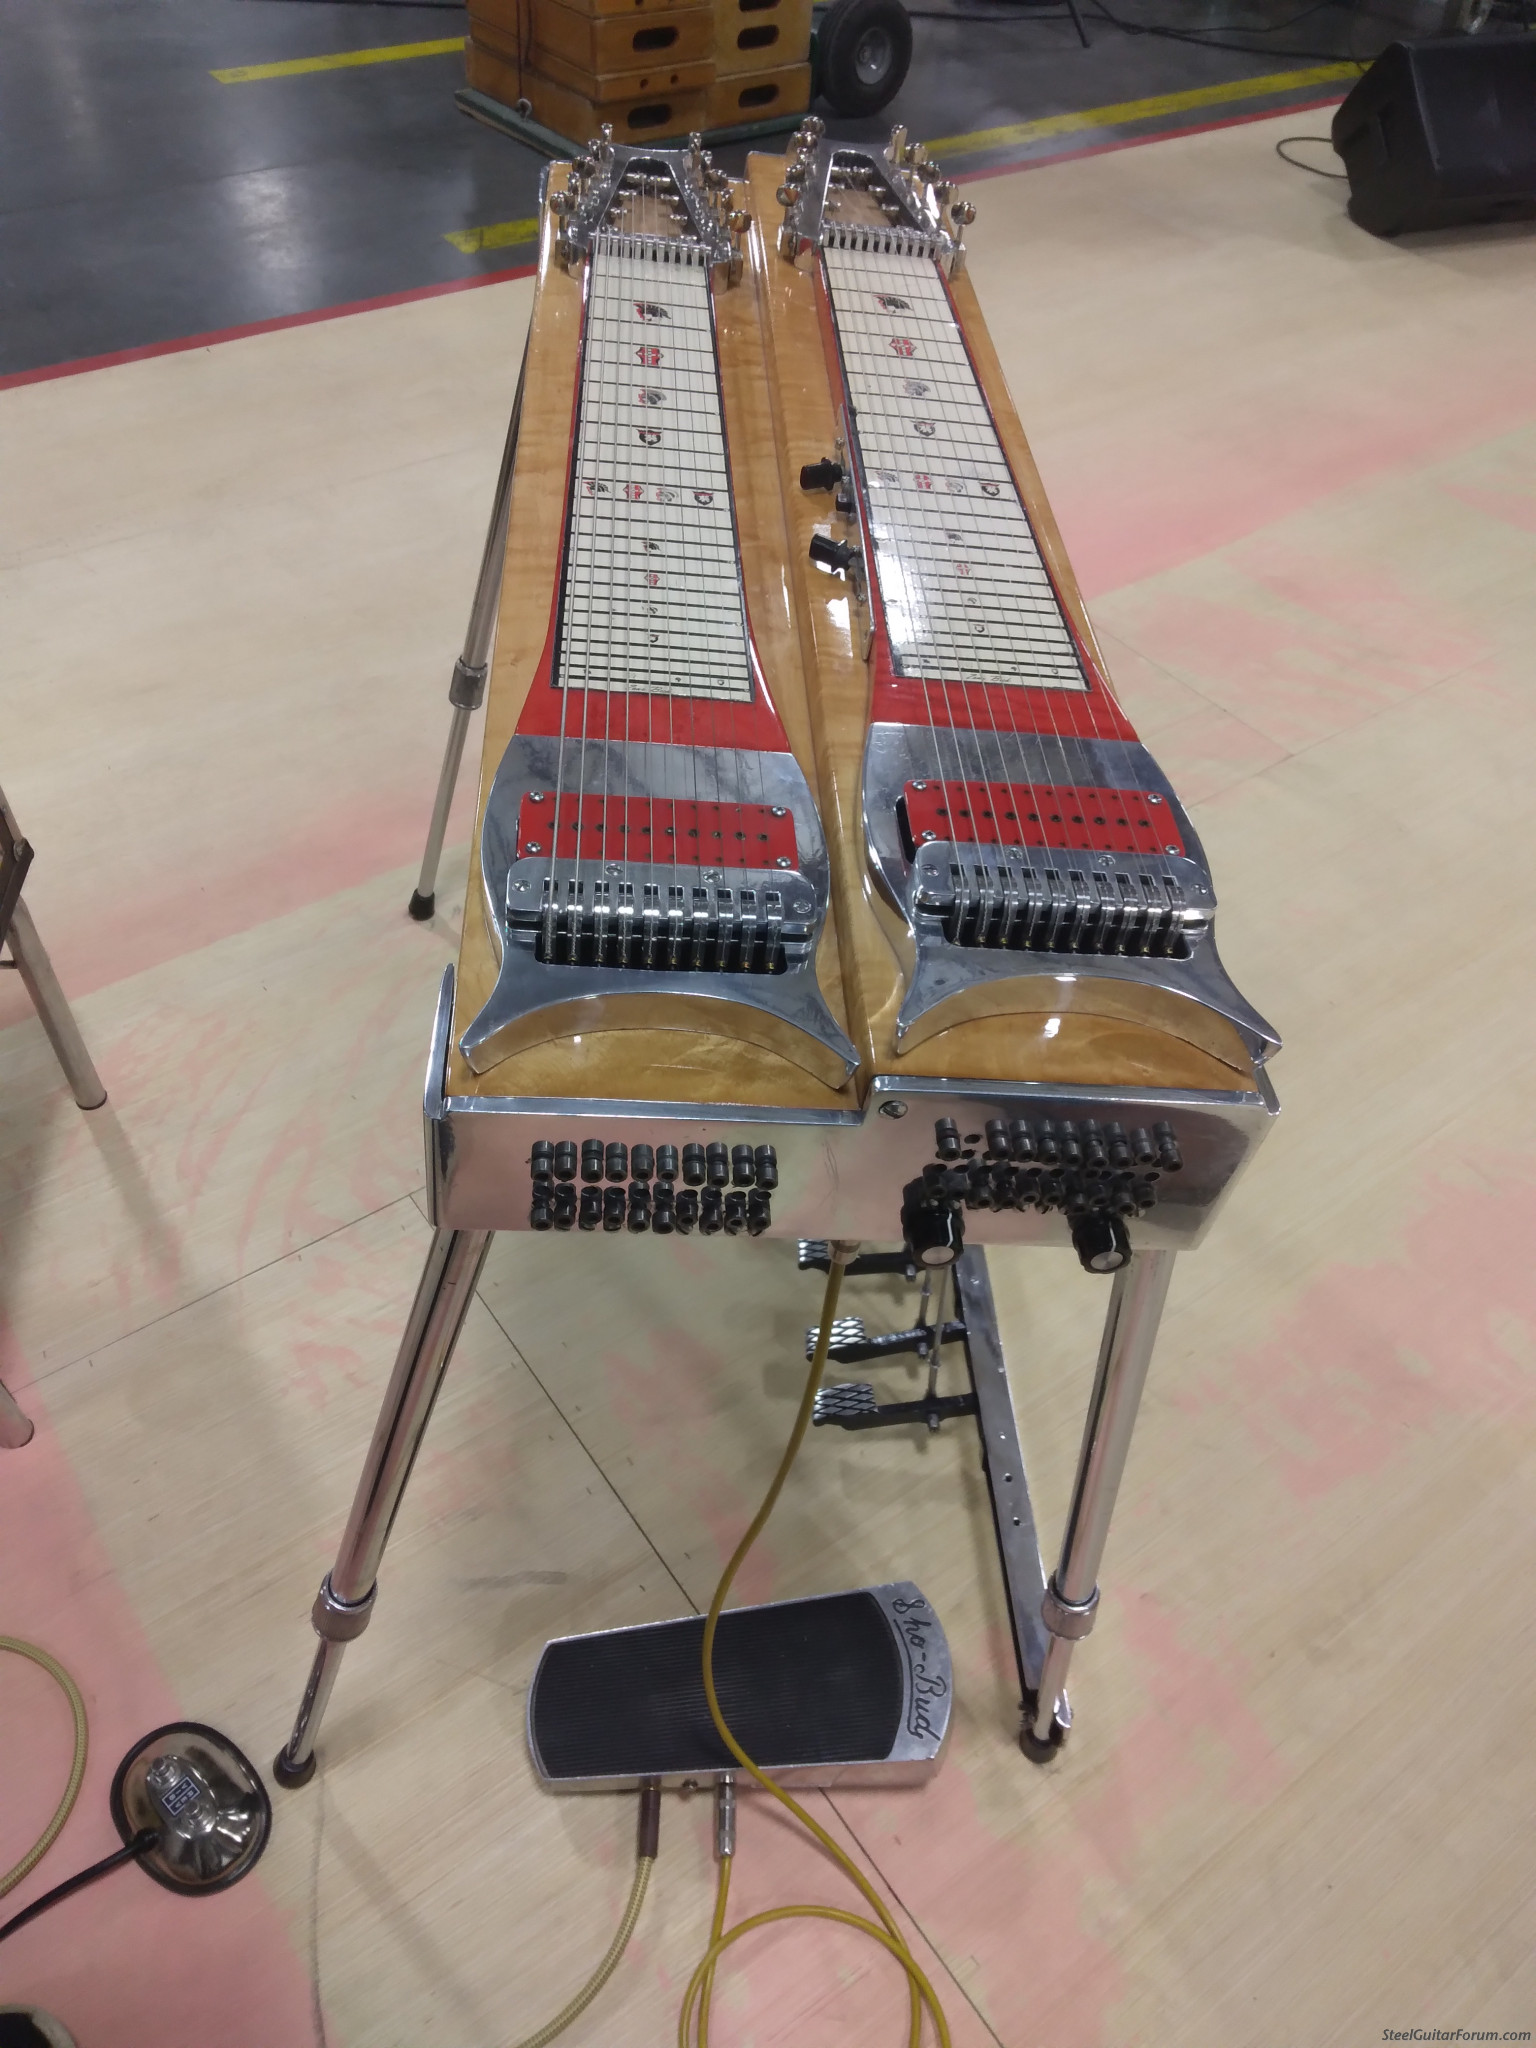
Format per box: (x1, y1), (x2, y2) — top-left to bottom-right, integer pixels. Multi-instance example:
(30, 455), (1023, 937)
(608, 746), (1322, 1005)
(1018, 1690), (1070, 1765)
(407, 890), (435, 923)
(272, 1746), (317, 1790)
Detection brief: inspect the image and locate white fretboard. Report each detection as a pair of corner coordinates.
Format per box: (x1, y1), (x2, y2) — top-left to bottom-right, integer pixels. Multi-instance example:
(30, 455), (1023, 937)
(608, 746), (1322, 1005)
(557, 236), (754, 704)
(821, 244), (1087, 694)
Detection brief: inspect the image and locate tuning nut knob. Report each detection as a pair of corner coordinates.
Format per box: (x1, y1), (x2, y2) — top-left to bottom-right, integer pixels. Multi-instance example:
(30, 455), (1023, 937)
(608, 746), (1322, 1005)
(951, 201), (976, 227)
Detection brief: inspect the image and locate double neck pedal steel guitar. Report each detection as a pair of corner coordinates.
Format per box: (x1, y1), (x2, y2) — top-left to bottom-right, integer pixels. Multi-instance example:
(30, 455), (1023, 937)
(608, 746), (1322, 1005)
(274, 122), (1280, 1791)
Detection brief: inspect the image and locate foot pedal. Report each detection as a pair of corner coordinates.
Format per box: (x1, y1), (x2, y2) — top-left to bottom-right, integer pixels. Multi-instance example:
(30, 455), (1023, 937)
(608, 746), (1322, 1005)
(806, 1317), (866, 1361)
(813, 1380), (879, 1425)
(814, 1383), (979, 1433)
(528, 1584), (950, 1790)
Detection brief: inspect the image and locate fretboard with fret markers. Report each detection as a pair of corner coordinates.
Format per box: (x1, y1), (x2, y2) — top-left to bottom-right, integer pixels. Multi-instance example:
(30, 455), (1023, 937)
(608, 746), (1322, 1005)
(557, 237), (754, 705)
(821, 243), (1087, 694)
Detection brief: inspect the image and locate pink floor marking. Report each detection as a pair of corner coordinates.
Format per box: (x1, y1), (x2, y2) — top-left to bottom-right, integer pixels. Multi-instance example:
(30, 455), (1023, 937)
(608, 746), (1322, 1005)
(0, 1350), (321, 2046)
(1049, 336), (1536, 602)
(1173, 1152), (1536, 1499)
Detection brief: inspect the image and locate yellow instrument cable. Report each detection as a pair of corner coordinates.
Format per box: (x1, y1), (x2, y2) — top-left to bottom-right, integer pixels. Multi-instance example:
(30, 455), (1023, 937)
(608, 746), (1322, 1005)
(680, 1247), (952, 2048)
(0, 1637), (89, 1900)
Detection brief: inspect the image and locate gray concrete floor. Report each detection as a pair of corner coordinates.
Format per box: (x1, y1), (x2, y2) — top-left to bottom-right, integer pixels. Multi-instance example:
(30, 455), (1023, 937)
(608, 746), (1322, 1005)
(0, 0), (1435, 377)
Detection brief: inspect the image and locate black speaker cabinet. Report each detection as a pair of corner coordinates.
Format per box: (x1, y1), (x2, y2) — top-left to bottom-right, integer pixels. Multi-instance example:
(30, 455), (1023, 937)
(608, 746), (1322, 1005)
(1332, 36), (1536, 235)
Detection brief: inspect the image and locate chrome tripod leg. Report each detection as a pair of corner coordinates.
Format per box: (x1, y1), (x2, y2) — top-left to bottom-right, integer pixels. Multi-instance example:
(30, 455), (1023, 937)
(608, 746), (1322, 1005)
(274, 1226), (494, 1786)
(6, 900), (106, 1110)
(1027, 1248), (1176, 1755)
(408, 340), (530, 923)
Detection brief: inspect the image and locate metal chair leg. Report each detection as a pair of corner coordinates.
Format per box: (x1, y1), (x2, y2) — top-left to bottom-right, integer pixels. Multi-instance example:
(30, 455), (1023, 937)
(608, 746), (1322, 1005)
(408, 339), (531, 923)
(274, 1226), (494, 1786)
(5, 900), (106, 1110)
(1027, 1248), (1175, 1750)
(0, 1378), (34, 1450)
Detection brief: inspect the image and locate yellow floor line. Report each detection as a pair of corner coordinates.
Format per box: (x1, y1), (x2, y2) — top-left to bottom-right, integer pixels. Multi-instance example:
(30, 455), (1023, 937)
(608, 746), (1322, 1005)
(928, 62), (1356, 159)
(213, 37), (464, 84)
(443, 217), (540, 255)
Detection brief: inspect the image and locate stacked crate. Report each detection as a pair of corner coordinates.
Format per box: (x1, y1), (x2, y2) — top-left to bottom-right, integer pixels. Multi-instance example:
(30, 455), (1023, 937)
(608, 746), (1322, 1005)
(466, 0), (809, 145)
(708, 0), (811, 133)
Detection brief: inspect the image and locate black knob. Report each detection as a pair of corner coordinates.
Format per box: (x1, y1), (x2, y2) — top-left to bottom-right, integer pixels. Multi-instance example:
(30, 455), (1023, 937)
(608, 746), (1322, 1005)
(934, 1117), (962, 1161)
(578, 1186), (602, 1231)
(656, 1144), (679, 1183)
(1105, 1123), (1131, 1171)
(652, 1190), (675, 1236)
(1153, 1121), (1182, 1172)
(1036, 1119), (1060, 1166)
(800, 458), (845, 492)
(626, 1185), (651, 1233)
(699, 1187), (724, 1235)
(682, 1143), (706, 1187)
(1081, 1120), (1106, 1170)
(808, 533), (859, 576)
(1131, 1127), (1157, 1168)
(605, 1142), (629, 1183)
(705, 1142), (730, 1187)
(984, 1119), (1010, 1160)
(753, 1145), (778, 1191)
(553, 1185), (578, 1229)
(1060, 1127), (1082, 1169)
(902, 1192), (964, 1268)
(581, 1139), (605, 1183)
(747, 1188), (772, 1236)
(602, 1186), (626, 1231)
(675, 1188), (699, 1233)
(631, 1144), (655, 1182)
(553, 1141), (578, 1182)
(723, 1189), (748, 1235)
(1008, 1118), (1035, 1162)
(530, 1198), (553, 1231)
(731, 1144), (755, 1187)
(1071, 1211), (1131, 1274)
(531, 1141), (554, 1183)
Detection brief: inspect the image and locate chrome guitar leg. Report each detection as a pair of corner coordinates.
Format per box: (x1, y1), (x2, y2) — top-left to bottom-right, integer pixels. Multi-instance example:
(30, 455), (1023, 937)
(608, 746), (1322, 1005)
(1026, 1248), (1176, 1758)
(408, 340), (529, 923)
(274, 1226), (493, 1786)
(5, 900), (106, 1110)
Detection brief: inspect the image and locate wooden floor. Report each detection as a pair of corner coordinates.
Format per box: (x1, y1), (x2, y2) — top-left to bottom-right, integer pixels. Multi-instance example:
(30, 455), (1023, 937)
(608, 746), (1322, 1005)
(3, 115), (1536, 2047)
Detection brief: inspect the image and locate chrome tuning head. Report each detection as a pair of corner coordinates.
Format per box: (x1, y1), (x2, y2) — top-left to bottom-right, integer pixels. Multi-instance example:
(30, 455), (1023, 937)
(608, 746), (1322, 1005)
(949, 196), (976, 272)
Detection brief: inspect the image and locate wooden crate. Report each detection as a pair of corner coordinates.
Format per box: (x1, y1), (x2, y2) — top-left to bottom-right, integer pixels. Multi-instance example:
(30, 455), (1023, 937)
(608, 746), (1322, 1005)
(531, 45), (714, 101)
(712, 0), (811, 71)
(472, 0), (694, 33)
(466, 25), (525, 108)
(529, 0), (714, 74)
(518, 62), (711, 140)
(705, 58), (809, 125)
